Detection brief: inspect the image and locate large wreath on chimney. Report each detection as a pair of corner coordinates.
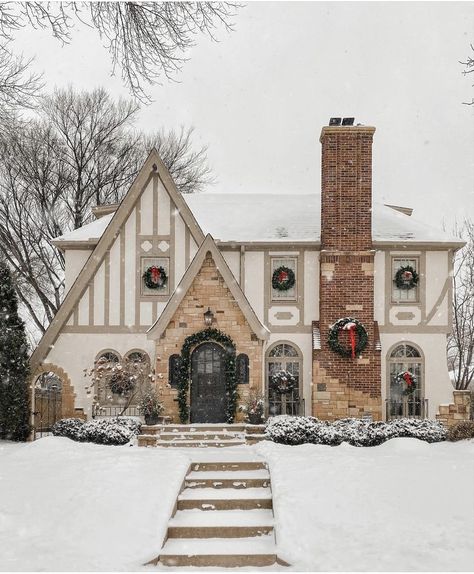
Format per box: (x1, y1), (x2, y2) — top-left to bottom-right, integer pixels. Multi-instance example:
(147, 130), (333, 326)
(394, 370), (418, 396)
(328, 317), (368, 359)
(394, 265), (419, 290)
(272, 266), (295, 291)
(143, 265), (167, 290)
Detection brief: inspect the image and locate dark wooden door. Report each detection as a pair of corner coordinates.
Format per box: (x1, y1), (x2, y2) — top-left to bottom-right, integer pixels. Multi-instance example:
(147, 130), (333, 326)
(191, 342), (227, 423)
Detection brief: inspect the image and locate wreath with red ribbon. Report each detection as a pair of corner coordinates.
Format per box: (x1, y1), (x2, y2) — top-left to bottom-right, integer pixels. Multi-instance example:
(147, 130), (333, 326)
(143, 265), (167, 290)
(272, 266), (296, 291)
(328, 317), (368, 359)
(395, 370), (418, 395)
(269, 370), (297, 394)
(394, 265), (419, 290)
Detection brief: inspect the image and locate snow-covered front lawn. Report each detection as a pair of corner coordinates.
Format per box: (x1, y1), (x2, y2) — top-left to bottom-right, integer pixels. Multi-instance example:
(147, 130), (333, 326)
(256, 438), (474, 571)
(0, 436), (473, 571)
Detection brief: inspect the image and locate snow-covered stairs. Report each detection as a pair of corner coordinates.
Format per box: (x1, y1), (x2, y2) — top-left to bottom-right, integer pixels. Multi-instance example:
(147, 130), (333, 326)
(151, 460), (281, 567)
(138, 424), (266, 447)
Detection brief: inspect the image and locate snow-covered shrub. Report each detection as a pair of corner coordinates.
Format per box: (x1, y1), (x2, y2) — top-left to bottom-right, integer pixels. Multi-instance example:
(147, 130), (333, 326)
(78, 419), (134, 445)
(51, 418), (85, 438)
(265, 416), (447, 447)
(51, 417), (141, 445)
(264, 415), (320, 445)
(447, 420), (474, 441)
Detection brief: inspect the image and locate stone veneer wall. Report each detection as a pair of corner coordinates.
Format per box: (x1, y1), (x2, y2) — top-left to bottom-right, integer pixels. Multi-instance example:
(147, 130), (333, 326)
(436, 390), (472, 427)
(154, 252), (263, 423)
(312, 126), (382, 421)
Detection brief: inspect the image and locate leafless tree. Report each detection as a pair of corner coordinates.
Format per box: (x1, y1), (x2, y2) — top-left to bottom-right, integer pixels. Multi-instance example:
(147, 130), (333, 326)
(0, 2), (241, 103)
(0, 87), (212, 338)
(0, 46), (43, 120)
(461, 44), (474, 105)
(447, 219), (474, 390)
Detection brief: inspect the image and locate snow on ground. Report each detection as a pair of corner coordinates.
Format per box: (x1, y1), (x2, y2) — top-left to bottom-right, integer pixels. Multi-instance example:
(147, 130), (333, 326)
(255, 438), (474, 571)
(0, 437), (189, 571)
(1, 437), (473, 571)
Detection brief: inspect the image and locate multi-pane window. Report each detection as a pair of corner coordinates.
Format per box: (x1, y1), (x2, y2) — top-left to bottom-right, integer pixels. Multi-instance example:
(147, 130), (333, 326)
(392, 257), (419, 303)
(95, 349), (150, 408)
(387, 343), (423, 418)
(266, 343), (301, 415)
(141, 256), (170, 296)
(271, 257), (297, 301)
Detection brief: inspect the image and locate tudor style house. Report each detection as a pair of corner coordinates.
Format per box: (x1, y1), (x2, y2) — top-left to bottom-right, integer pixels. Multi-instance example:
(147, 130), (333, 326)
(29, 121), (468, 431)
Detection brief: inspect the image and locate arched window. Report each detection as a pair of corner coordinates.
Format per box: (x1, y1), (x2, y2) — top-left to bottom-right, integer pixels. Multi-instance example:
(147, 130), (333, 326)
(387, 343), (424, 419)
(169, 354), (181, 388)
(94, 350), (150, 415)
(266, 342), (302, 416)
(236, 354), (249, 384)
(94, 350), (121, 408)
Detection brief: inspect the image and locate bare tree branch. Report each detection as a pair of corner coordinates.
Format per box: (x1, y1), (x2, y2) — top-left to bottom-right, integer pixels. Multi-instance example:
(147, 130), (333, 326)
(460, 43), (474, 105)
(0, 2), (242, 103)
(447, 219), (474, 390)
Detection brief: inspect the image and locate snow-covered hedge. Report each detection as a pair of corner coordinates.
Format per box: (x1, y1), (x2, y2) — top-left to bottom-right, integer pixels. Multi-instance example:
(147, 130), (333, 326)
(265, 415), (447, 447)
(52, 417), (141, 445)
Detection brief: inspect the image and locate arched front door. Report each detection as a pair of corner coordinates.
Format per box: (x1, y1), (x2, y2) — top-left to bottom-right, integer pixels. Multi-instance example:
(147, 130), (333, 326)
(191, 342), (227, 423)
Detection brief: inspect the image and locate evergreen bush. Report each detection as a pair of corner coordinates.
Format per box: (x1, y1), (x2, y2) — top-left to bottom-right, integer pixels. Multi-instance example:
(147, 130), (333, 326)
(0, 261), (31, 441)
(51, 416), (141, 445)
(265, 415), (447, 447)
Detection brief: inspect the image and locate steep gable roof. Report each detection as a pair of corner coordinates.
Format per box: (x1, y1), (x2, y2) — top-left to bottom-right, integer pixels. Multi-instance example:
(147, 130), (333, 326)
(147, 234), (270, 341)
(30, 149), (205, 371)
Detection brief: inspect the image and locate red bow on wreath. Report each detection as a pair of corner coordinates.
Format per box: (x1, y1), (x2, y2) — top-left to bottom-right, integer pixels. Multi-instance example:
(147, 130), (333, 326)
(402, 371), (413, 387)
(150, 266), (161, 284)
(402, 271), (413, 282)
(342, 322), (357, 359)
(278, 270), (288, 283)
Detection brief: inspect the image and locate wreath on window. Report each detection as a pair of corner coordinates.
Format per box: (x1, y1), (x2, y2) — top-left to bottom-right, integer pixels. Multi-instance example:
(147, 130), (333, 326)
(272, 266), (295, 291)
(394, 265), (419, 290)
(108, 371), (137, 396)
(143, 265), (167, 290)
(328, 318), (368, 359)
(395, 370), (418, 395)
(269, 370), (297, 394)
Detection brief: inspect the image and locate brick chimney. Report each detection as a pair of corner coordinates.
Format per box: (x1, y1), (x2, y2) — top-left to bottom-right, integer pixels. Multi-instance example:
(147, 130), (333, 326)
(312, 120), (382, 421)
(320, 124), (376, 251)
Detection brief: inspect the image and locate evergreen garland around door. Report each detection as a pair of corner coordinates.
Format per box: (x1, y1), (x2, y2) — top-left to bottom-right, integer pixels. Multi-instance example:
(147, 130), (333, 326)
(176, 328), (237, 423)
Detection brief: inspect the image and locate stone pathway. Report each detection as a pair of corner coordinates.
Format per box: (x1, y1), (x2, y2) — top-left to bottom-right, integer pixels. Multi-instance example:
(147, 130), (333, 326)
(148, 456), (285, 568)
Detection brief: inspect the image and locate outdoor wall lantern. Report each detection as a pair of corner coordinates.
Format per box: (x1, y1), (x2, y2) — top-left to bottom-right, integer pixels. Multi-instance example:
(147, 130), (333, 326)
(203, 307), (214, 327)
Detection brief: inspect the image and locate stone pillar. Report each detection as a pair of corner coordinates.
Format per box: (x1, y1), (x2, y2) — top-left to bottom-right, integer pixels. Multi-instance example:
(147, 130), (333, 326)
(436, 390), (472, 427)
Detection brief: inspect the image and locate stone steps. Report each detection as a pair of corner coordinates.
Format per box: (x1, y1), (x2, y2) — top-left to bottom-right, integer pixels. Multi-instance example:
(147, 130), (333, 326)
(138, 423), (266, 448)
(149, 459), (281, 568)
(154, 439), (246, 448)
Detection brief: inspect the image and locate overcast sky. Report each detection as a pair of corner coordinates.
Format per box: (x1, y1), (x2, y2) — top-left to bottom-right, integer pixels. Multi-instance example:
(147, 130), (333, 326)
(13, 1), (474, 231)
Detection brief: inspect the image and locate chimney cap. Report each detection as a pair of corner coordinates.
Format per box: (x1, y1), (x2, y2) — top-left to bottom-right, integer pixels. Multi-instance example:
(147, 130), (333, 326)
(328, 117), (355, 126)
(320, 124), (376, 142)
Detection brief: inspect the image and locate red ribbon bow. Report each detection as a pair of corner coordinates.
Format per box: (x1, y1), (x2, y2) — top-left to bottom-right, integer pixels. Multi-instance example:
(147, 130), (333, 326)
(151, 266), (161, 283)
(402, 372), (412, 386)
(278, 271), (288, 283)
(348, 324), (356, 359)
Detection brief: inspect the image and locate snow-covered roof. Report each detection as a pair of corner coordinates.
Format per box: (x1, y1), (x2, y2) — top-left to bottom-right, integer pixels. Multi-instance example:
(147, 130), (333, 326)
(52, 193), (463, 246)
(52, 213), (114, 244)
